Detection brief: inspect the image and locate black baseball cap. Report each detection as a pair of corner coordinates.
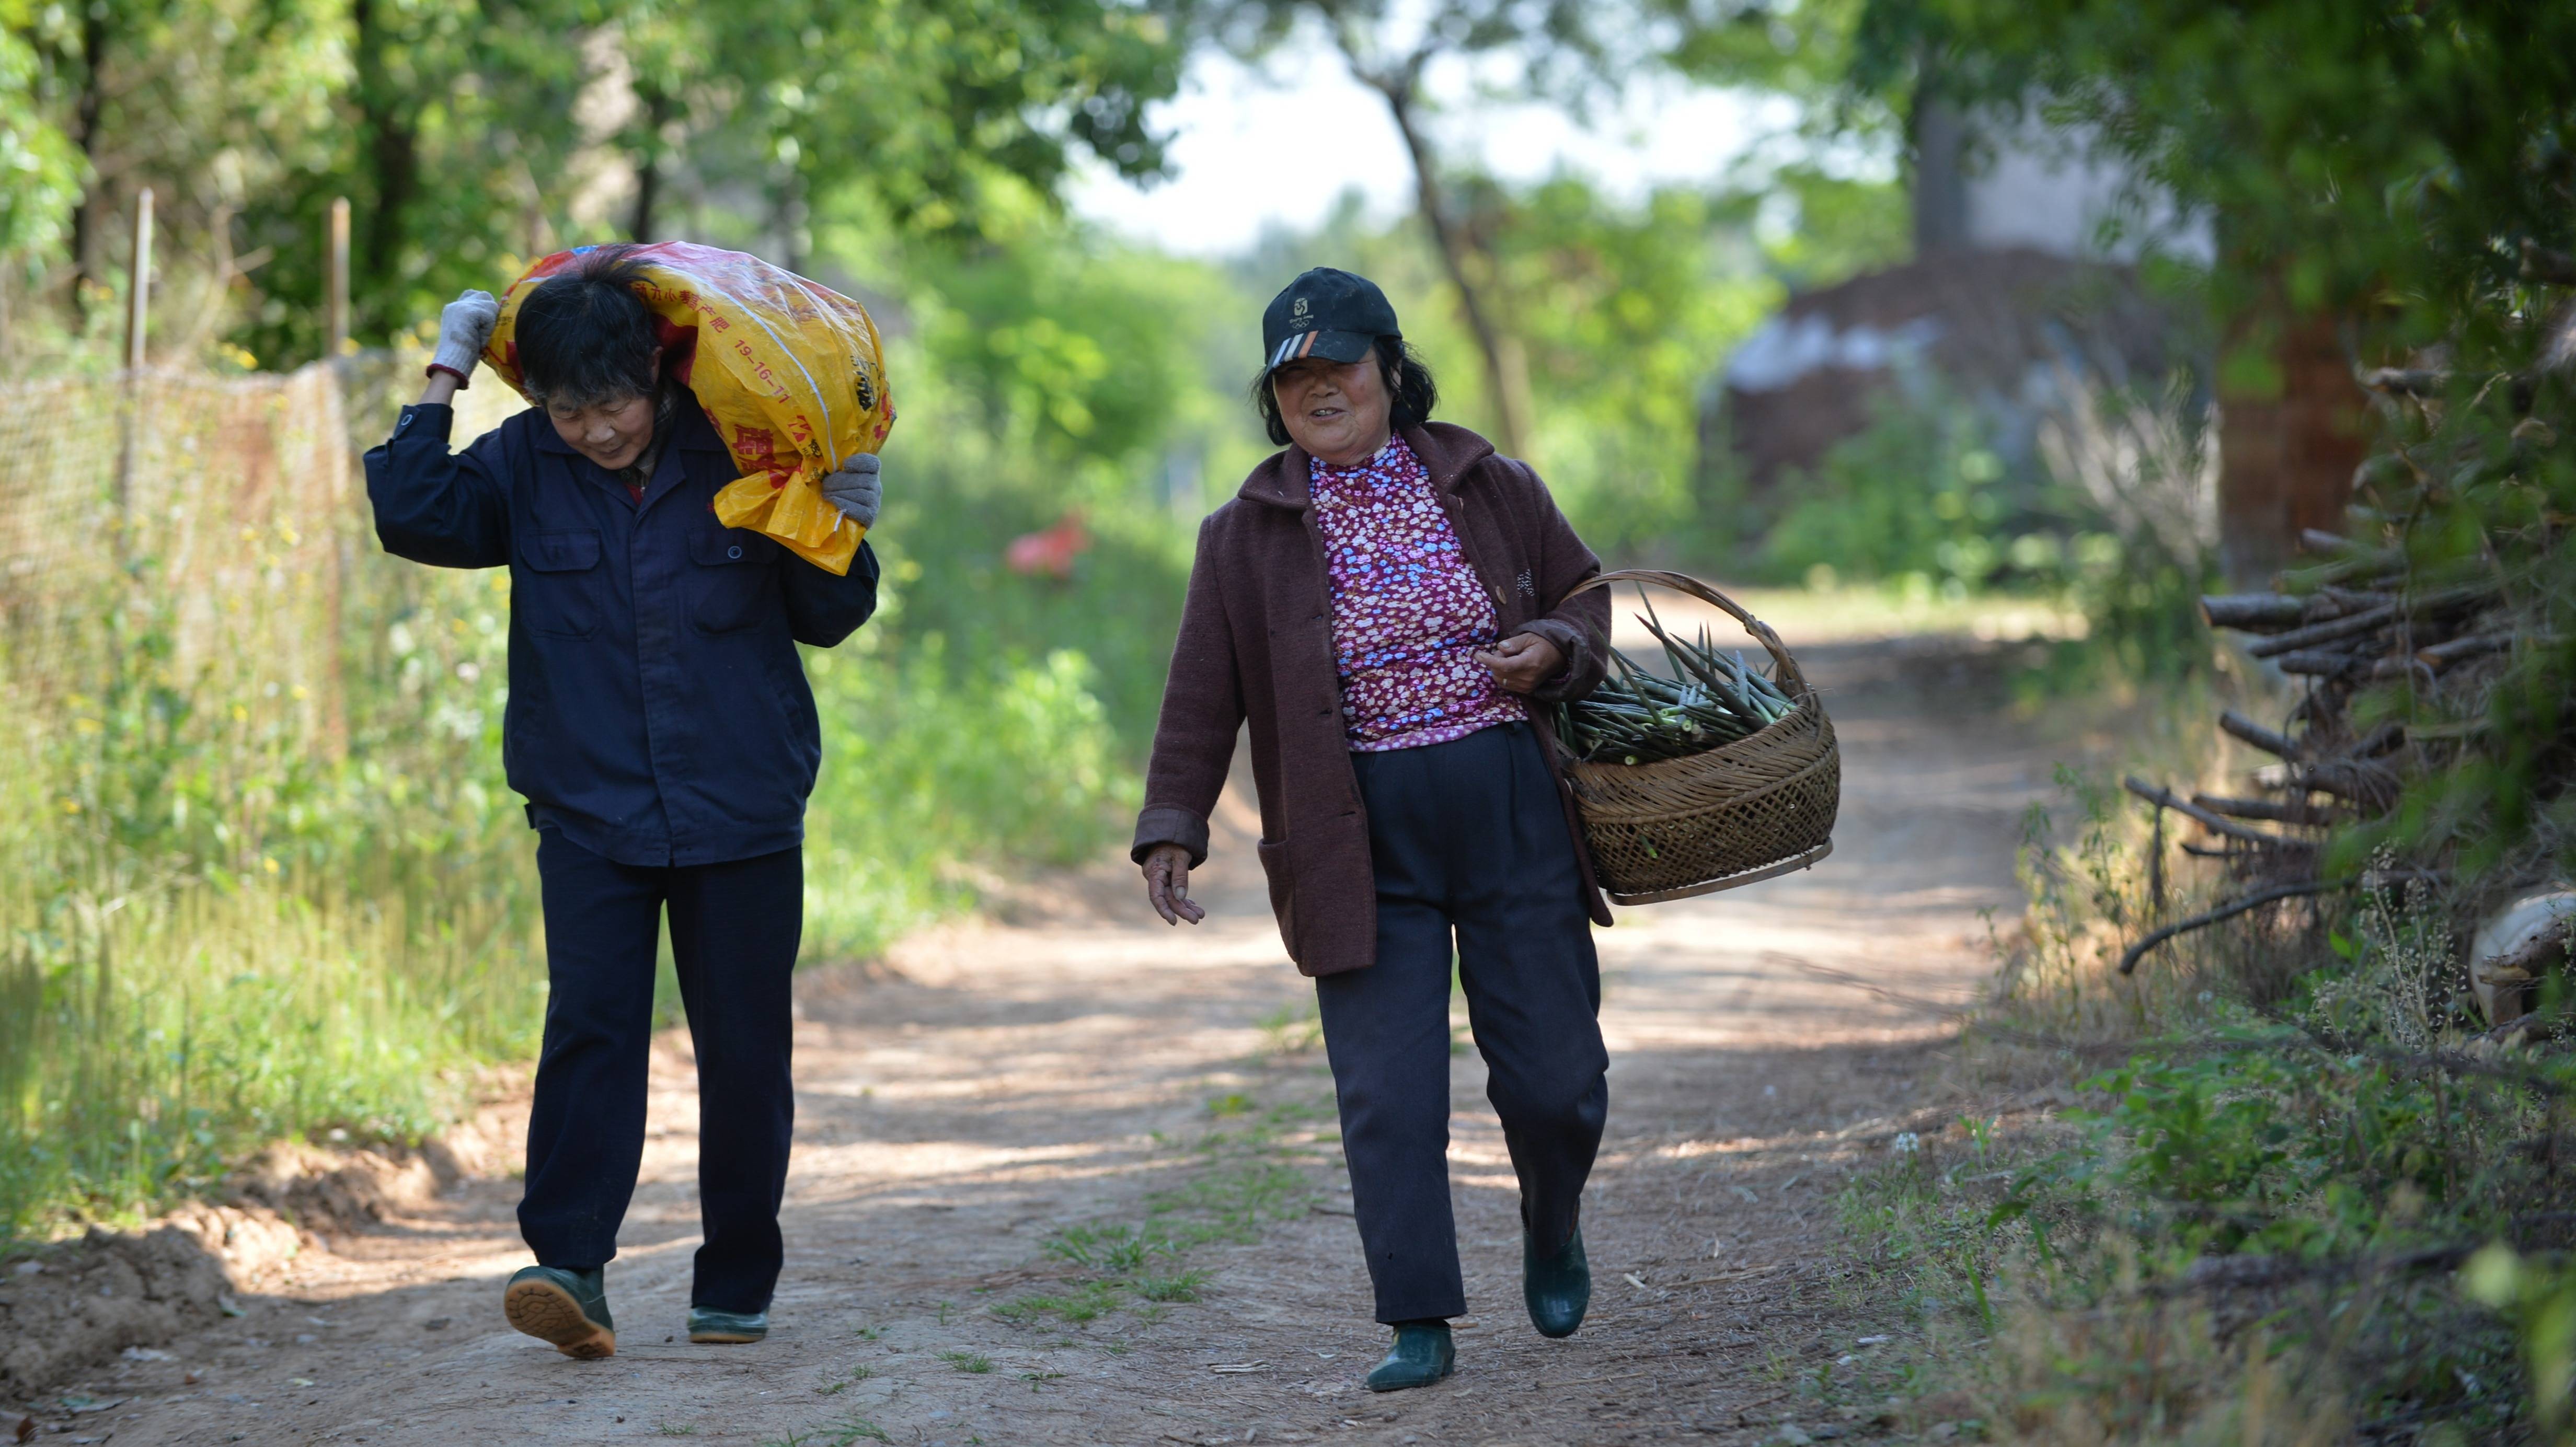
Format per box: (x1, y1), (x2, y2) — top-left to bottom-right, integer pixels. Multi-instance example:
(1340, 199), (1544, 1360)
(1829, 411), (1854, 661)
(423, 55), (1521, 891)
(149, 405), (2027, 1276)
(1261, 268), (1400, 375)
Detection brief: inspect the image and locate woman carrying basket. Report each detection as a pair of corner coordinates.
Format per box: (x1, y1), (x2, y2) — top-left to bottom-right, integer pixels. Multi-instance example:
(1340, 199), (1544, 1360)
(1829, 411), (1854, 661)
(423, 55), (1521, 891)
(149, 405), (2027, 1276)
(1134, 268), (1616, 1391)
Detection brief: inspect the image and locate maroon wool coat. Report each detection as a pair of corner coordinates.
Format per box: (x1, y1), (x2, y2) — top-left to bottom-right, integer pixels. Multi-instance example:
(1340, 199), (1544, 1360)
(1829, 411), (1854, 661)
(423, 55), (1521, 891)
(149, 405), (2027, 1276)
(1131, 422), (1616, 977)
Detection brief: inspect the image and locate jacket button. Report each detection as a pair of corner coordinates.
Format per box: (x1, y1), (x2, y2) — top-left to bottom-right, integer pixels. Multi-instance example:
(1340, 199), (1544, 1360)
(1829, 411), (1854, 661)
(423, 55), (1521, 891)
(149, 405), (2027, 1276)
(727, 544), (743, 560)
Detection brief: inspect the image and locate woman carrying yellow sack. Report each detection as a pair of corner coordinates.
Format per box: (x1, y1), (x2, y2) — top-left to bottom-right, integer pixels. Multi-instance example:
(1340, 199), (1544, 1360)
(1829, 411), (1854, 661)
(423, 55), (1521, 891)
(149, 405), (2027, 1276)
(363, 244), (890, 1359)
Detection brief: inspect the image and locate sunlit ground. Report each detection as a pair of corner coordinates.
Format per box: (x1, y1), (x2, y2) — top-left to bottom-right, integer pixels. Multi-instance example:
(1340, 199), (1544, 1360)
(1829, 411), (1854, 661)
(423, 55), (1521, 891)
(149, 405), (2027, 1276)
(1606, 581), (2090, 650)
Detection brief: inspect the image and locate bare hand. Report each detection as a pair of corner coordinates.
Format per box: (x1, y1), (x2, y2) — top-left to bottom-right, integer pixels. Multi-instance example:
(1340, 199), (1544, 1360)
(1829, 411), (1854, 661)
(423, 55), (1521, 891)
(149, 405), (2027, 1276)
(1474, 632), (1566, 694)
(1141, 843), (1204, 926)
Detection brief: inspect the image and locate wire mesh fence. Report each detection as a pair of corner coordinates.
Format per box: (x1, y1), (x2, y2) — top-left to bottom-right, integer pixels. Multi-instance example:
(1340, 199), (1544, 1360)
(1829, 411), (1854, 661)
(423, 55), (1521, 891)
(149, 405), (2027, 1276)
(0, 356), (523, 743)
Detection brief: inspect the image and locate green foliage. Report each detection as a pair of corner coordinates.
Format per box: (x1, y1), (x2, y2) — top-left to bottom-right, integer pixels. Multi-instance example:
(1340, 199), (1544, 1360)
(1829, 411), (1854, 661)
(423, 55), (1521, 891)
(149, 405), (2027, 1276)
(1854, 0), (2576, 346)
(1760, 397), (2027, 591)
(1478, 176), (1782, 560)
(1865, 764), (2576, 1438)
(0, 13), (80, 272)
(6, 0), (1192, 367)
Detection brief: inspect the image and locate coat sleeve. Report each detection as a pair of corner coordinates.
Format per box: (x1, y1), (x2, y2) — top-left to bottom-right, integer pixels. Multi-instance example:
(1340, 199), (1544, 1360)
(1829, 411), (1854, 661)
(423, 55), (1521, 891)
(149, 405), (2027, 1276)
(780, 538), (881, 647)
(363, 403), (512, 569)
(1506, 460), (1610, 705)
(1131, 515), (1246, 867)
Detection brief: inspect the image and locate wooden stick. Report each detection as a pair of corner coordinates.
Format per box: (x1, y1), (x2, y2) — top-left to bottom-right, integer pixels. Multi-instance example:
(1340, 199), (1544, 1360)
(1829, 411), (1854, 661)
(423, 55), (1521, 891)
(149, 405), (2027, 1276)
(2353, 721), (2406, 757)
(2276, 649), (2365, 676)
(2191, 793), (2340, 827)
(2201, 593), (2307, 632)
(2123, 777), (2295, 848)
(124, 187), (154, 370)
(2246, 603), (2398, 658)
(2119, 879), (2338, 975)
(2368, 632), (2520, 679)
(2359, 367), (2448, 398)
(2523, 238), (2576, 286)
(2221, 710), (2302, 760)
(327, 196), (351, 359)
(2294, 760), (2400, 810)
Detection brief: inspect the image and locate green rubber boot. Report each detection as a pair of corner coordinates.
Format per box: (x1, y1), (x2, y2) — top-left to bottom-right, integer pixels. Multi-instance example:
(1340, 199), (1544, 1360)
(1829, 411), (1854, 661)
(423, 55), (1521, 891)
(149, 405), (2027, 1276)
(687, 1306), (769, 1344)
(503, 1265), (616, 1359)
(1524, 1225), (1590, 1339)
(1364, 1321), (1455, 1392)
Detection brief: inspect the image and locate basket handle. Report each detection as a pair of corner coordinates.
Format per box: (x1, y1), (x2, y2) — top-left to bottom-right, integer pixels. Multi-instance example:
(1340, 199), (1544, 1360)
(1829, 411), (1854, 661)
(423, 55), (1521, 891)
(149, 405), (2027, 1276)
(1562, 568), (1812, 698)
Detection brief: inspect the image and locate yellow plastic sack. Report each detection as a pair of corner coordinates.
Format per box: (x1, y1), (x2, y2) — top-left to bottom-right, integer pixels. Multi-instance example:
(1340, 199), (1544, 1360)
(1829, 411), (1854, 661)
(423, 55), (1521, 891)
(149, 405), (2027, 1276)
(483, 242), (895, 574)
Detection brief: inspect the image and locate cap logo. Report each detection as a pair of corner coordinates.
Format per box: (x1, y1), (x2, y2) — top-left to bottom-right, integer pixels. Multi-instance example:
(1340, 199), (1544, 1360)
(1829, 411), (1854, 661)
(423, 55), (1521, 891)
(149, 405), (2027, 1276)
(1292, 297), (1310, 319)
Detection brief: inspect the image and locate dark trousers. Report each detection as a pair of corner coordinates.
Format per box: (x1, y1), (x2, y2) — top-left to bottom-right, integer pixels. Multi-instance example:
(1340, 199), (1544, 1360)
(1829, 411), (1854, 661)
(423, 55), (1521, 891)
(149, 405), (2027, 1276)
(1317, 721), (1609, 1325)
(520, 829), (803, 1314)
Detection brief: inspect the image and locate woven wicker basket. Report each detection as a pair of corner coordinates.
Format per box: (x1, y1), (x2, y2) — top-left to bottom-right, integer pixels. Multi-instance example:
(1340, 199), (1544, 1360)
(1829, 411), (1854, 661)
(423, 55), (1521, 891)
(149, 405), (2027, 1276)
(1556, 570), (1839, 905)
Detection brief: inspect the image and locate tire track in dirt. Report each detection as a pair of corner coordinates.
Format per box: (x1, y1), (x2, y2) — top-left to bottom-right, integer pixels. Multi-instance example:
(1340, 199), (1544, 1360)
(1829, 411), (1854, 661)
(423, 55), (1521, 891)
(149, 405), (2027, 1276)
(49, 612), (2055, 1446)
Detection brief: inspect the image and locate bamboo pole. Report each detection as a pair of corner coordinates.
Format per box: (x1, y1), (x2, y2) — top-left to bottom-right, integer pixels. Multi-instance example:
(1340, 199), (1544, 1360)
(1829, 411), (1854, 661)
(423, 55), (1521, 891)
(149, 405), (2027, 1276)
(123, 188), (154, 371)
(113, 189), (154, 528)
(327, 196), (350, 358)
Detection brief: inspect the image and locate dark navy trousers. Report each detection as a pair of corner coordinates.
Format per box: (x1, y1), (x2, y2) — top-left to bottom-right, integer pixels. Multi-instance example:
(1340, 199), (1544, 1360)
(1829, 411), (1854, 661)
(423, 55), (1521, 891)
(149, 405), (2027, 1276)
(520, 828), (803, 1314)
(1318, 721), (1609, 1325)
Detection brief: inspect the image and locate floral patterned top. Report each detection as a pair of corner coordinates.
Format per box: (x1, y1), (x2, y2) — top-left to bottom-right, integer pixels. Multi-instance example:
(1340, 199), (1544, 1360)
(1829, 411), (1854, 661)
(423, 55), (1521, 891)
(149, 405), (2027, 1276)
(1310, 435), (1526, 751)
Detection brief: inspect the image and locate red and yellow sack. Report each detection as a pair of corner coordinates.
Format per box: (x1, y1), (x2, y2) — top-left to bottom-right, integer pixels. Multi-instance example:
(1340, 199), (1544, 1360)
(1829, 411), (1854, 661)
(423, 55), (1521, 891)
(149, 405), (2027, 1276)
(483, 242), (894, 574)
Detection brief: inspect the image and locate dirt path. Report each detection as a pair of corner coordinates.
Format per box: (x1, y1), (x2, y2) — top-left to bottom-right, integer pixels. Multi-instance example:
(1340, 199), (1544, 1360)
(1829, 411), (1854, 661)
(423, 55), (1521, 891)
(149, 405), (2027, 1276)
(55, 609), (2057, 1447)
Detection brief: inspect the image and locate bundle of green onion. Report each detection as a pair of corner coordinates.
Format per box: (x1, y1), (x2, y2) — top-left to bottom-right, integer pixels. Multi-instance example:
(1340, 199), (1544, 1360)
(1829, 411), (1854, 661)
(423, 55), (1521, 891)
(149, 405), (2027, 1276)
(1551, 594), (1801, 766)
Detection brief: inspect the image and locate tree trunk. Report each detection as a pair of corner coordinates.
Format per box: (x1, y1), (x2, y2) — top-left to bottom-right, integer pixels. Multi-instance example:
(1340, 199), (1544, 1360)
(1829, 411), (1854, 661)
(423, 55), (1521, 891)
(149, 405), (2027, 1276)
(2216, 303), (2371, 587)
(66, 5), (111, 321)
(350, 0), (421, 345)
(774, 166), (807, 277)
(1361, 69), (1531, 460)
(629, 88), (674, 242)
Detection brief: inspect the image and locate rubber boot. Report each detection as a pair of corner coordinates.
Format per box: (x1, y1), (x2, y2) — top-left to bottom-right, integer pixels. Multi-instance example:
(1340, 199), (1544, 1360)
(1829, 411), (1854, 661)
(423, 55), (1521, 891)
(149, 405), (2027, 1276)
(1524, 1225), (1590, 1339)
(504, 1265), (616, 1359)
(1365, 1320), (1455, 1392)
(687, 1306), (769, 1344)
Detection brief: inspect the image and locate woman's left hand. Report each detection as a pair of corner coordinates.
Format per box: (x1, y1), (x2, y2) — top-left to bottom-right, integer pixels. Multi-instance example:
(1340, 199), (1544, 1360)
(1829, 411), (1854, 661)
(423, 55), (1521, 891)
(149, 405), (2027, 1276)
(1475, 632), (1565, 694)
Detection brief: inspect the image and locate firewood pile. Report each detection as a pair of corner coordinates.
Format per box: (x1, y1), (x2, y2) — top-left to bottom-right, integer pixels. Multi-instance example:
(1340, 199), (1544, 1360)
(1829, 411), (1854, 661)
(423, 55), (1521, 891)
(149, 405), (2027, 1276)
(2117, 294), (2572, 1030)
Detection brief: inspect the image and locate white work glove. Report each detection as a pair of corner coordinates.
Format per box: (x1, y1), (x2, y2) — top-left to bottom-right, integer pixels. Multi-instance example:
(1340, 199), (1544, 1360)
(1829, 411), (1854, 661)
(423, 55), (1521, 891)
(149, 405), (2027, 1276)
(428, 290), (500, 385)
(819, 454), (882, 527)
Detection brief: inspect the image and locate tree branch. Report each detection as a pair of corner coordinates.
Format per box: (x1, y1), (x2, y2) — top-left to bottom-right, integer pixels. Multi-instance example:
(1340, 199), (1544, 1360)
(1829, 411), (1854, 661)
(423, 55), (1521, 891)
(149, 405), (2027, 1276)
(2118, 879), (2338, 975)
(1336, 29), (1530, 459)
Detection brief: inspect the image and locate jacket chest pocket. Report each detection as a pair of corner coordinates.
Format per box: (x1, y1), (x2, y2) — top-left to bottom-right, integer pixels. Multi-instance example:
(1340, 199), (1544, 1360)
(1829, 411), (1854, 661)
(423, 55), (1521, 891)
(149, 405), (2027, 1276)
(687, 527), (781, 634)
(516, 528), (604, 639)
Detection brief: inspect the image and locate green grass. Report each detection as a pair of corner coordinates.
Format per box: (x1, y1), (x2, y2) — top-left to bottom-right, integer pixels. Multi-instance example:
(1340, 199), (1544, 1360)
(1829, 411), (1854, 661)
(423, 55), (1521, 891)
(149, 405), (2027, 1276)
(1837, 771), (2576, 1441)
(1132, 1269), (1209, 1303)
(817, 1365), (875, 1395)
(993, 1281), (1124, 1324)
(939, 1349), (994, 1373)
(0, 426), (1138, 1243)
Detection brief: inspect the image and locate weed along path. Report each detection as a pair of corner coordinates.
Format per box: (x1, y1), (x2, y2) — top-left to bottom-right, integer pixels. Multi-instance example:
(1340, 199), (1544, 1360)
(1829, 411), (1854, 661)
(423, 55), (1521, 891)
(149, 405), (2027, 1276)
(68, 603), (2058, 1447)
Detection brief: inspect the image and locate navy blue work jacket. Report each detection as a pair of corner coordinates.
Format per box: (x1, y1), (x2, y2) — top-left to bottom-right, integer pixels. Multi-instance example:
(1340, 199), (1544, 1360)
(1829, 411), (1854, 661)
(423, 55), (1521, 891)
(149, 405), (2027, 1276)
(364, 400), (879, 867)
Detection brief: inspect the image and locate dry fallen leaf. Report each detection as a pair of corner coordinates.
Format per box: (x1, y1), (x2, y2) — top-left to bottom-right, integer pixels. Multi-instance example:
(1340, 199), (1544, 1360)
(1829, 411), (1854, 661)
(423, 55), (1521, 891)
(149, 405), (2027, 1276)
(1209, 1362), (1268, 1374)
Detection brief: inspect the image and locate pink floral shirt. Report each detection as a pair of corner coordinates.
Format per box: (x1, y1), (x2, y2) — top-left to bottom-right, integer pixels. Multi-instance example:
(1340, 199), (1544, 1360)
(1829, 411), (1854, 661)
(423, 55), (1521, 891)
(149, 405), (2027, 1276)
(1310, 436), (1526, 751)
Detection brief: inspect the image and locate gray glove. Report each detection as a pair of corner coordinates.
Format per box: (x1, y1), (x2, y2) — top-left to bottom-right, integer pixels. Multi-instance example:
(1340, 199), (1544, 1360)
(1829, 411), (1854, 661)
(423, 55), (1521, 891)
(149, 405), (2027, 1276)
(819, 454), (882, 527)
(429, 289), (500, 384)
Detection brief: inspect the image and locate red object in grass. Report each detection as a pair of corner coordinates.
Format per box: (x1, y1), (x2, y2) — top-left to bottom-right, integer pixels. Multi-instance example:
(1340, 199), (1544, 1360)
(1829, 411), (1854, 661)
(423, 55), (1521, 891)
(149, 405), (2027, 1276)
(1005, 513), (1091, 580)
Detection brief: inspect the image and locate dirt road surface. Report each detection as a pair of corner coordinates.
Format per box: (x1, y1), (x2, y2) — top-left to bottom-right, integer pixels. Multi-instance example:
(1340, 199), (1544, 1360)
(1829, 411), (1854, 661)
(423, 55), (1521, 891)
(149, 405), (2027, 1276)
(54, 605), (2058, 1446)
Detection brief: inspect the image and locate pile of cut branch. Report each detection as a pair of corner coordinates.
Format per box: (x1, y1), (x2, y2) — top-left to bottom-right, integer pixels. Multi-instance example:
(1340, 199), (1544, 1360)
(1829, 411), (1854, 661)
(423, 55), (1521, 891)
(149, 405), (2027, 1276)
(2119, 287), (2573, 982)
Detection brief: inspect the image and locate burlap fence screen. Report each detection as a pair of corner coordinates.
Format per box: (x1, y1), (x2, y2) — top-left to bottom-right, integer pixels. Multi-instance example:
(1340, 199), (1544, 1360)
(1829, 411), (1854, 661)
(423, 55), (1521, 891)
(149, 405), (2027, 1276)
(0, 358), (522, 753)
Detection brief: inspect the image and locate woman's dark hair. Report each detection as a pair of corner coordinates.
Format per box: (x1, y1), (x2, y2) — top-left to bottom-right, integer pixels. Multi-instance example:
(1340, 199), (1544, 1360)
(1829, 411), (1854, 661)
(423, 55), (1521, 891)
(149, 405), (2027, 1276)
(1251, 334), (1438, 447)
(515, 244), (662, 410)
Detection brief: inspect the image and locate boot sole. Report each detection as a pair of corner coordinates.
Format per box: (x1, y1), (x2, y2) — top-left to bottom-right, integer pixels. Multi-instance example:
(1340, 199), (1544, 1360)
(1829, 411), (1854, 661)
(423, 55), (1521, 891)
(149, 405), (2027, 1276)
(688, 1329), (766, 1344)
(504, 1278), (616, 1359)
